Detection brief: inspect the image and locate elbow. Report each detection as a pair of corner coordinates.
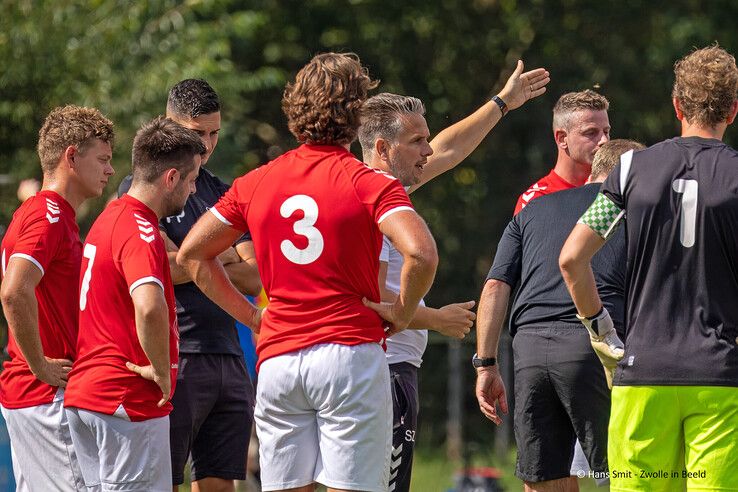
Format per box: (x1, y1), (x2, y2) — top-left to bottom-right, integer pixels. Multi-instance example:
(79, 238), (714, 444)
(558, 246), (580, 280)
(409, 238), (439, 274)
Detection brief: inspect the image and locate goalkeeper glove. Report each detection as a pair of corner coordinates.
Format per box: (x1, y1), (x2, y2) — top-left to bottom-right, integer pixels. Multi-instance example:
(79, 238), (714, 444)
(576, 306), (624, 388)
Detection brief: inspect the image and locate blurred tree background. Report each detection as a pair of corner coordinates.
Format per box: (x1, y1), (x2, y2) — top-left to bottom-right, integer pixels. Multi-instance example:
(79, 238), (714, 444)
(1, 0), (737, 466)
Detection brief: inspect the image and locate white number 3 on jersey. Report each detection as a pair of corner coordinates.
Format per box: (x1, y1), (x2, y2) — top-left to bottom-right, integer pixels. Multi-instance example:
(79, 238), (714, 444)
(280, 195), (324, 265)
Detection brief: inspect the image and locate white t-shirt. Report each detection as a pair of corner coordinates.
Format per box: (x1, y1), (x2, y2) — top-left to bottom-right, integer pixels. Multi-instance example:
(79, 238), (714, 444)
(380, 236), (427, 367)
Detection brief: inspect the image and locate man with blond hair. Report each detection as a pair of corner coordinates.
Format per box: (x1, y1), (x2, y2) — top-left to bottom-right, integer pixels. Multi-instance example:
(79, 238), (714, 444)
(0, 105), (115, 490)
(178, 53), (438, 492)
(515, 90), (610, 214)
(477, 139), (643, 492)
(560, 45), (738, 490)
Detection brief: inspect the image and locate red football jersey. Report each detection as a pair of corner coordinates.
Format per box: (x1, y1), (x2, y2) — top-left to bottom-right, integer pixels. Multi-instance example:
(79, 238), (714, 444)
(212, 144), (414, 369)
(0, 191), (81, 408)
(64, 194), (178, 421)
(513, 169), (581, 215)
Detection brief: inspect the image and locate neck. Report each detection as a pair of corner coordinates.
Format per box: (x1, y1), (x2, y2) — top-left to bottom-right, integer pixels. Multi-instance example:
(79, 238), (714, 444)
(553, 153), (590, 186)
(680, 120), (726, 140)
(126, 182), (166, 219)
(41, 175), (87, 211)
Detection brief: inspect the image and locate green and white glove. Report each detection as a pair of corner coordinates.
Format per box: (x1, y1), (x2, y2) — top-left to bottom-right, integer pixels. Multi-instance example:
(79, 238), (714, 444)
(577, 306), (624, 388)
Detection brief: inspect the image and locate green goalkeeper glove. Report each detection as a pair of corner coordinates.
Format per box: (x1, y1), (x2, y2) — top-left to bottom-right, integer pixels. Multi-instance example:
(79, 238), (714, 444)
(577, 306), (624, 388)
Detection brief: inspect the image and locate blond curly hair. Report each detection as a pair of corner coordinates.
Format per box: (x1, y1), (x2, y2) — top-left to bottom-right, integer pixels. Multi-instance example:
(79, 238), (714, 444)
(672, 45), (738, 127)
(282, 52), (379, 146)
(37, 105), (114, 173)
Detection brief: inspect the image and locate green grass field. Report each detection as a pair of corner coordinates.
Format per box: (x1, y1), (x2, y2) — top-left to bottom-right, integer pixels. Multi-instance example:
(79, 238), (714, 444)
(410, 450), (606, 492)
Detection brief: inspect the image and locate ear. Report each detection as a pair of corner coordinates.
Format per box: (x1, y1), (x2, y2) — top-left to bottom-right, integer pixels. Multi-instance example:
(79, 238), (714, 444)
(727, 100), (738, 125)
(554, 128), (568, 150)
(163, 168), (180, 191)
(673, 97), (684, 121)
(62, 145), (77, 169)
(375, 138), (391, 161)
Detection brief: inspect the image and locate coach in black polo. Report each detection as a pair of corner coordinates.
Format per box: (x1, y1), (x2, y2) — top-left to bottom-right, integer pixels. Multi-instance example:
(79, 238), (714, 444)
(119, 80), (261, 491)
(475, 139), (643, 489)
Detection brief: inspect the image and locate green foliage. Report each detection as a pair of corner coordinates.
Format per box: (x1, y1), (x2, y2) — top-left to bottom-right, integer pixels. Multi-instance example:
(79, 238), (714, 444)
(1, 0), (738, 454)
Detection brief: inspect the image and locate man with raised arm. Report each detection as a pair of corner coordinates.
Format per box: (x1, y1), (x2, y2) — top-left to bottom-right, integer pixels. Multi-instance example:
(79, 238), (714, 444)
(357, 59), (549, 491)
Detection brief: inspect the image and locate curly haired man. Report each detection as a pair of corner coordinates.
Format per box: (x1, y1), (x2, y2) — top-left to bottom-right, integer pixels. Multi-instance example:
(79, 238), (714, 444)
(177, 53), (438, 492)
(560, 45), (738, 491)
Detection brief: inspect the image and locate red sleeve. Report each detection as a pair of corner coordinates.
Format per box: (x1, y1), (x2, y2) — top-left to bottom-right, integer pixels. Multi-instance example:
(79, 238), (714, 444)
(10, 206), (64, 275)
(352, 165), (414, 224)
(115, 213), (167, 294)
(211, 167), (267, 232)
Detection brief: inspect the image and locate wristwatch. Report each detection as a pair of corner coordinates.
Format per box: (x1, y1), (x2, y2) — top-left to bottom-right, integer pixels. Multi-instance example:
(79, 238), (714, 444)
(472, 353), (497, 368)
(491, 95), (508, 116)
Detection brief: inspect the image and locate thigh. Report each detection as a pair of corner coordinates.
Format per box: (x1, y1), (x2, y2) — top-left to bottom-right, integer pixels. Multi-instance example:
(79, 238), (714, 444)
(608, 386), (684, 492)
(77, 409), (171, 492)
(548, 330), (611, 477)
(169, 353), (220, 484)
(3, 397), (85, 492)
(255, 352), (318, 492)
(681, 385), (738, 491)
(191, 355), (255, 482)
(306, 343), (392, 492)
(389, 363), (419, 492)
(513, 332), (576, 483)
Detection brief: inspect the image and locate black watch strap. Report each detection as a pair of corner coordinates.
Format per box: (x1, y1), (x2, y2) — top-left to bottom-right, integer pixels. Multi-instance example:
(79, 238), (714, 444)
(472, 353), (497, 368)
(491, 95), (508, 116)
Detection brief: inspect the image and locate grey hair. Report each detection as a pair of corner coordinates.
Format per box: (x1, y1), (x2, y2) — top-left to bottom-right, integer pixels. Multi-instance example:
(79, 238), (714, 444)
(358, 93), (426, 160)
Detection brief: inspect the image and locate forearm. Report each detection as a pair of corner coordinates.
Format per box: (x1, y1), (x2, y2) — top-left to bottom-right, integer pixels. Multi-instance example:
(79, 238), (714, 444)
(407, 305), (441, 330)
(135, 306), (170, 377)
(476, 280), (511, 358)
(395, 252), (437, 321)
(224, 262), (262, 296)
(560, 261), (602, 318)
(183, 258), (259, 328)
(2, 290), (45, 372)
(168, 251), (192, 284)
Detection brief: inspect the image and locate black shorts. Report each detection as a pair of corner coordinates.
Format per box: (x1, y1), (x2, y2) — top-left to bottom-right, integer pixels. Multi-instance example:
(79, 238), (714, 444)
(170, 353), (255, 484)
(389, 362), (419, 492)
(512, 327), (610, 483)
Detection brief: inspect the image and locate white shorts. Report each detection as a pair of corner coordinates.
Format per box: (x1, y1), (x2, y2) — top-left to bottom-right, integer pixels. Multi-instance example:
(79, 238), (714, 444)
(1, 389), (85, 491)
(65, 407), (171, 492)
(256, 342), (392, 492)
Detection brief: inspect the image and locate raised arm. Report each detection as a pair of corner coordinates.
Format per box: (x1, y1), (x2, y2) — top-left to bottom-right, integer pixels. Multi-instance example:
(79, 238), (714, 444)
(176, 212), (261, 330)
(408, 60), (550, 193)
(0, 258), (72, 387)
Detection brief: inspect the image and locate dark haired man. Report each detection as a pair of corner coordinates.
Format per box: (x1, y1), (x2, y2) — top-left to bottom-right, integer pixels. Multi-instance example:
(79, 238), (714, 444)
(560, 45), (738, 490)
(118, 79), (261, 492)
(0, 105), (114, 491)
(65, 117), (205, 492)
(178, 52), (437, 492)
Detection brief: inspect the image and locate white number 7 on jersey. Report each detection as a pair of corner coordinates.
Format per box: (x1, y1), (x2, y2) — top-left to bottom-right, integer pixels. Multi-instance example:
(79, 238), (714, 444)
(79, 243), (97, 311)
(672, 179), (698, 248)
(280, 195), (324, 265)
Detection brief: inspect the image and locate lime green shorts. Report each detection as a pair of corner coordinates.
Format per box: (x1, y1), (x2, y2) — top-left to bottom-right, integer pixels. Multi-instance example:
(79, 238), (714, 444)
(609, 385), (738, 491)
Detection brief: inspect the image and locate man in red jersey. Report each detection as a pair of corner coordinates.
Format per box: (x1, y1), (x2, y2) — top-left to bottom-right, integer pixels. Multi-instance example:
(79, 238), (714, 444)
(514, 90), (610, 214)
(177, 52), (438, 492)
(64, 117), (204, 492)
(0, 105), (114, 491)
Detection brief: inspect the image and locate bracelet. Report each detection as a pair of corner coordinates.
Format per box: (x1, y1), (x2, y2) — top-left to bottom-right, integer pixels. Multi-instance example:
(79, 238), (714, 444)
(491, 95), (508, 116)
